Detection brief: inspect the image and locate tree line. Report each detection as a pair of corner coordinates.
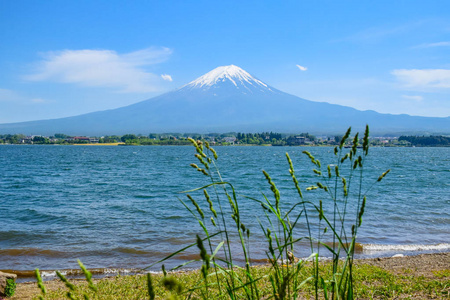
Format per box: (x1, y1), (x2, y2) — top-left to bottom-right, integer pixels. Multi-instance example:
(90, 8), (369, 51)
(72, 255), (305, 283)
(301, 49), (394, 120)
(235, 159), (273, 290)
(398, 135), (450, 146)
(1, 133), (449, 147)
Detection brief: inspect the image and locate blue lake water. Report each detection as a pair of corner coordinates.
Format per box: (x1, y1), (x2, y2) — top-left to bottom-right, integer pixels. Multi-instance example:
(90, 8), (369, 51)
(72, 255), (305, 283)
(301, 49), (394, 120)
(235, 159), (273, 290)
(0, 145), (449, 279)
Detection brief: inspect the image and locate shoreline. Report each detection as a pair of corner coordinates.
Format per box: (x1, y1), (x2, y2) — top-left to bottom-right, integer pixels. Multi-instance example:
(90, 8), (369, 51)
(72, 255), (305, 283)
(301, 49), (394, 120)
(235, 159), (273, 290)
(4, 242), (450, 282)
(10, 252), (450, 299)
(2, 143), (449, 147)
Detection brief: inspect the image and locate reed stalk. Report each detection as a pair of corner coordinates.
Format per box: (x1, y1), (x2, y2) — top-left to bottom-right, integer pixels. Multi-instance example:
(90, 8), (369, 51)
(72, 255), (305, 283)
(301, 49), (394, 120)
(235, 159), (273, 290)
(37, 126), (389, 300)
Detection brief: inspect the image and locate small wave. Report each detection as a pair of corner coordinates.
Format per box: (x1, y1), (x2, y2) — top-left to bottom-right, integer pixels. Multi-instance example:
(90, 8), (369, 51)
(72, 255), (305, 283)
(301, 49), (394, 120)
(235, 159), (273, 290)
(2, 268), (141, 280)
(322, 242), (364, 253)
(114, 247), (152, 255)
(165, 215), (183, 220)
(0, 248), (67, 257)
(134, 195), (155, 199)
(362, 243), (450, 252)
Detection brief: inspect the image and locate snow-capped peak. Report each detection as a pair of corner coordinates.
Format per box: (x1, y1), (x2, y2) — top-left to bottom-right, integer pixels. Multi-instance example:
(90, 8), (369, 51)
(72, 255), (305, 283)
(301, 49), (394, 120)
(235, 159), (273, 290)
(183, 65), (270, 90)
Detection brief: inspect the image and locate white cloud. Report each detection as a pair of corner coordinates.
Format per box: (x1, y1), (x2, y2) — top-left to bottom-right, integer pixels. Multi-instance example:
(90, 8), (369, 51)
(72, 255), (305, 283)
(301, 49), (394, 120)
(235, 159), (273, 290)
(161, 74), (173, 81)
(0, 88), (20, 102)
(413, 41), (450, 48)
(392, 69), (450, 89)
(401, 95), (423, 102)
(25, 47), (173, 93)
(0, 88), (49, 104)
(296, 64), (307, 71)
(31, 98), (47, 103)
(336, 22), (420, 44)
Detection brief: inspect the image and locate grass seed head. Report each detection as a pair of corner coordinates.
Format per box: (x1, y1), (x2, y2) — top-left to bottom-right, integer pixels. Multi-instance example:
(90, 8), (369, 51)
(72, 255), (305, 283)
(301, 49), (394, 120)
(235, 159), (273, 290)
(205, 142), (218, 160)
(187, 194), (204, 219)
(263, 170), (281, 205)
(317, 182), (328, 191)
(196, 168), (209, 176)
(363, 125), (370, 155)
(319, 200), (323, 220)
(352, 133), (359, 155)
(35, 269), (47, 295)
(358, 196), (367, 227)
(378, 169), (391, 181)
(187, 138), (198, 147)
(316, 159), (321, 168)
(342, 177), (348, 196)
(147, 273), (155, 300)
(211, 148), (218, 160)
(341, 153), (349, 163)
(56, 271), (76, 291)
(196, 235), (209, 265)
(340, 127), (352, 149)
(204, 189), (218, 217)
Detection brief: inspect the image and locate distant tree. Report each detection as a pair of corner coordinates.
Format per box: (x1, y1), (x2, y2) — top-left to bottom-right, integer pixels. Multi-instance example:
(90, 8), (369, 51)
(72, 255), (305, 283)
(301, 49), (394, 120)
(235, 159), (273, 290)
(54, 133), (68, 139)
(399, 135), (450, 146)
(32, 136), (48, 144)
(121, 134), (138, 142)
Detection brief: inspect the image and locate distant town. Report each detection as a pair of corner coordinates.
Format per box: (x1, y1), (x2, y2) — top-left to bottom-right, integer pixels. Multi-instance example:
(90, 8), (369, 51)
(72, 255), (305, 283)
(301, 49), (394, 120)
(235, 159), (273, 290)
(1, 132), (449, 147)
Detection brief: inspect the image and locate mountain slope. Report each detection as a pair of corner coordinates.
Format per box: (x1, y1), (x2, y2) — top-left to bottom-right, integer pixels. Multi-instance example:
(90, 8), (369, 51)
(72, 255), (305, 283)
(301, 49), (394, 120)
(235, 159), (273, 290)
(0, 65), (449, 135)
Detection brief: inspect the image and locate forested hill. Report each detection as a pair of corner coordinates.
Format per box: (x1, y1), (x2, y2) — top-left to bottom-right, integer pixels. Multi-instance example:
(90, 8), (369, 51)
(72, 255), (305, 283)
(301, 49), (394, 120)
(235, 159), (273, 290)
(398, 135), (450, 146)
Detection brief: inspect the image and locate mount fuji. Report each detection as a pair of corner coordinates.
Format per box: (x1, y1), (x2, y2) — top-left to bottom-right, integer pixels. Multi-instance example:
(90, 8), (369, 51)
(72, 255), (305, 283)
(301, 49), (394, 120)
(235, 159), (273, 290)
(1, 65), (449, 135)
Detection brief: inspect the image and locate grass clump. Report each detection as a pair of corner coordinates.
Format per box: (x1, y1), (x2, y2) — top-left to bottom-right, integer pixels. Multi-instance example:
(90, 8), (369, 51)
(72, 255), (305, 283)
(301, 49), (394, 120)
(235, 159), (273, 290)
(36, 262), (449, 299)
(36, 125), (402, 299)
(4, 278), (16, 298)
(142, 125), (390, 299)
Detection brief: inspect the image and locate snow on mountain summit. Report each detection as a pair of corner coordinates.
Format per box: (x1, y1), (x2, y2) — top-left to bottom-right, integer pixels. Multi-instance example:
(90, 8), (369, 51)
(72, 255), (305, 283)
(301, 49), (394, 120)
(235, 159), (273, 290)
(183, 65), (273, 93)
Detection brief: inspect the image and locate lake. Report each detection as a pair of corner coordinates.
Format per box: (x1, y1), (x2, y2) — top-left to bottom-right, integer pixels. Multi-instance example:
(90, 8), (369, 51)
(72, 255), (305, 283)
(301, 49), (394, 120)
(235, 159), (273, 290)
(0, 145), (449, 279)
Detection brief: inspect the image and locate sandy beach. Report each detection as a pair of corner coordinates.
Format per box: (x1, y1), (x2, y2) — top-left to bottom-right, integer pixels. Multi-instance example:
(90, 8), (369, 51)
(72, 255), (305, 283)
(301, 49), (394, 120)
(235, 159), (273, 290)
(10, 252), (449, 299)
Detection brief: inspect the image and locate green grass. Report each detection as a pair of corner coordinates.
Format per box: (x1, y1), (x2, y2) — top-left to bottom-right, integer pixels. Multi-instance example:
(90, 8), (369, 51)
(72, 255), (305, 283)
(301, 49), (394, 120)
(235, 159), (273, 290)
(36, 262), (449, 299)
(5, 278), (16, 297)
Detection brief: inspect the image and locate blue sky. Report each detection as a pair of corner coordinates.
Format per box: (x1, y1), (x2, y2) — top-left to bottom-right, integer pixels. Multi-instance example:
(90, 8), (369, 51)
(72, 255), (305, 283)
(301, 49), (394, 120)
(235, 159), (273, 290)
(1, 0), (449, 123)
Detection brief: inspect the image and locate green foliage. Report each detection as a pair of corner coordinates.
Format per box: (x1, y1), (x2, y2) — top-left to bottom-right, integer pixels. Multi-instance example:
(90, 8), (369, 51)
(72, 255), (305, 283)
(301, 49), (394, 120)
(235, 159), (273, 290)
(235, 131), (286, 145)
(99, 135), (121, 143)
(121, 134), (138, 143)
(35, 268), (47, 300)
(4, 278), (16, 297)
(54, 133), (68, 139)
(399, 135), (450, 146)
(39, 263), (450, 299)
(32, 136), (49, 144)
(0, 134), (26, 144)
